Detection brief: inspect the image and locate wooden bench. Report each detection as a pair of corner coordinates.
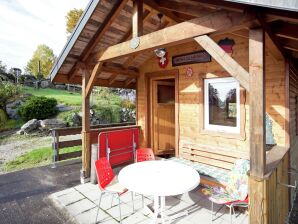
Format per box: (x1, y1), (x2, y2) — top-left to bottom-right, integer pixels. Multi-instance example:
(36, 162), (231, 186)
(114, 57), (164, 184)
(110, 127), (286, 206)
(171, 143), (249, 187)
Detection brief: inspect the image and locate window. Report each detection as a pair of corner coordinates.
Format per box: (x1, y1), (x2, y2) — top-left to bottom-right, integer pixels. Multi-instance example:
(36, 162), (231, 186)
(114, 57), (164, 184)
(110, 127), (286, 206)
(204, 77), (240, 133)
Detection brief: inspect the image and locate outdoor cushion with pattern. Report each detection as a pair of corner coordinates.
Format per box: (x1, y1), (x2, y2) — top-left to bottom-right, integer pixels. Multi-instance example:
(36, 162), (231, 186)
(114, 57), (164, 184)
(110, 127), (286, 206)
(201, 159), (250, 204)
(168, 157), (230, 184)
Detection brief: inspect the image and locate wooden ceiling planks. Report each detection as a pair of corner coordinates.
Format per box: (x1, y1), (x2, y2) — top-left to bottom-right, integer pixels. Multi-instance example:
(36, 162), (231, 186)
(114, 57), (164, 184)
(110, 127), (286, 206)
(52, 0), (298, 89)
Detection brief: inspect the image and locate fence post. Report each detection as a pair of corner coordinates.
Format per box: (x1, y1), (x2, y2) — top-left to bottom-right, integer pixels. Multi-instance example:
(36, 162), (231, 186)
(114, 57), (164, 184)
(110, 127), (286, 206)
(51, 129), (59, 168)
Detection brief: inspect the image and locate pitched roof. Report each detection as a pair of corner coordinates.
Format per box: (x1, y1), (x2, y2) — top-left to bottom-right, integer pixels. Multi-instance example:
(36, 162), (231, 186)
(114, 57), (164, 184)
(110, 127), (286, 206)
(50, 0), (298, 89)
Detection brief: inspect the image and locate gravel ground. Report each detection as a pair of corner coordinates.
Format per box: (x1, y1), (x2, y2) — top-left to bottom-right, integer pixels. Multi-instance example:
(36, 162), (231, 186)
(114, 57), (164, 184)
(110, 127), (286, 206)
(0, 134), (52, 174)
(0, 131), (81, 174)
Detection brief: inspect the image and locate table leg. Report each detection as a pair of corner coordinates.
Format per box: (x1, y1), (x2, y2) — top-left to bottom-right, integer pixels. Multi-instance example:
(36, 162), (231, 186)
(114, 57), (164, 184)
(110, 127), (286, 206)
(160, 196), (166, 224)
(152, 195), (159, 224)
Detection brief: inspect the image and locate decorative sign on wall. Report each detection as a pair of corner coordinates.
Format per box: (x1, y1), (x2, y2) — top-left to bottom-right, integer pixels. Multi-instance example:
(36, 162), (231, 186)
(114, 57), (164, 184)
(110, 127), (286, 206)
(186, 67), (193, 77)
(172, 50), (211, 67)
(154, 48), (168, 68)
(218, 38), (235, 54)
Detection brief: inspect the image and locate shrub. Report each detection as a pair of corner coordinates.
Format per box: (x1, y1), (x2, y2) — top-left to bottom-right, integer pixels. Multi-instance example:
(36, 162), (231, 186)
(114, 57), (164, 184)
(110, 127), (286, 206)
(57, 109), (81, 127)
(0, 81), (21, 110)
(19, 96), (58, 121)
(93, 103), (121, 124)
(0, 109), (7, 127)
(121, 100), (136, 122)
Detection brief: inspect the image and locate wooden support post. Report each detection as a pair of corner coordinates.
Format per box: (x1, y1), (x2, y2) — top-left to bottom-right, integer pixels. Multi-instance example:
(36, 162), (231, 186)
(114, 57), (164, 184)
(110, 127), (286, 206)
(86, 62), (103, 97)
(249, 28), (266, 224)
(132, 0), (143, 38)
(249, 28), (266, 178)
(81, 69), (91, 182)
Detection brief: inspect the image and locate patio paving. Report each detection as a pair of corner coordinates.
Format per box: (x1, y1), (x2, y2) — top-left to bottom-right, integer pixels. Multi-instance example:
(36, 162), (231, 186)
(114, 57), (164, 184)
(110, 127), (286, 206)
(50, 181), (248, 224)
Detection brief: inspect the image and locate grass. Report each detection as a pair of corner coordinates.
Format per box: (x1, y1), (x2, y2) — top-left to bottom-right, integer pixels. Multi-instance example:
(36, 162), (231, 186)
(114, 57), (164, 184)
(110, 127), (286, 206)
(0, 119), (25, 132)
(22, 86), (82, 106)
(4, 145), (81, 172)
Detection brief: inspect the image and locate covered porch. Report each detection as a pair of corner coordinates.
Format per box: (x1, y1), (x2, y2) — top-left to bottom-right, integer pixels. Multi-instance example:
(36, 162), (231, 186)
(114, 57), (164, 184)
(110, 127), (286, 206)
(50, 0), (298, 223)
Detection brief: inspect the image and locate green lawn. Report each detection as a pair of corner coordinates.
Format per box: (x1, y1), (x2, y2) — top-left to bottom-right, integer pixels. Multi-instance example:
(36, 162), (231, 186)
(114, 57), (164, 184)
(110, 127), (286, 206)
(0, 119), (25, 132)
(22, 86), (82, 106)
(4, 145), (81, 172)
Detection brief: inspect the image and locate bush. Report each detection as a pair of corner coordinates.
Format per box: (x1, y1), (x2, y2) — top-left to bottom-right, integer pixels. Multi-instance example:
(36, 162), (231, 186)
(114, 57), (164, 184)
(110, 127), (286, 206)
(57, 109), (81, 127)
(93, 103), (121, 124)
(0, 109), (7, 127)
(19, 96), (58, 121)
(0, 81), (21, 110)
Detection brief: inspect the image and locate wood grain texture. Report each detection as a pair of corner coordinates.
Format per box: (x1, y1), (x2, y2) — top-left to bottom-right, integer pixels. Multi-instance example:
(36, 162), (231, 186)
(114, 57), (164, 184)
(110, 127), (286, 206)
(82, 69), (91, 177)
(249, 28), (266, 178)
(132, 0), (143, 37)
(97, 11), (255, 62)
(137, 33), (287, 158)
(195, 35), (249, 90)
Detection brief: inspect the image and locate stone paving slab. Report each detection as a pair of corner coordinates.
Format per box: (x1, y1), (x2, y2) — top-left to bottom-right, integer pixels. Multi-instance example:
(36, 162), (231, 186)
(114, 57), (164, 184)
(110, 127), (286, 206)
(49, 182), (248, 224)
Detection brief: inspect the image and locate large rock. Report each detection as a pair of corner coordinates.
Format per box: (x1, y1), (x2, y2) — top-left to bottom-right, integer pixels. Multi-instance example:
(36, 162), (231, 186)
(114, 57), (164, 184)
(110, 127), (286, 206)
(55, 84), (66, 90)
(6, 99), (24, 119)
(20, 119), (39, 134)
(40, 119), (66, 130)
(72, 113), (82, 126)
(6, 94), (31, 119)
(40, 80), (51, 88)
(56, 104), (72, 112)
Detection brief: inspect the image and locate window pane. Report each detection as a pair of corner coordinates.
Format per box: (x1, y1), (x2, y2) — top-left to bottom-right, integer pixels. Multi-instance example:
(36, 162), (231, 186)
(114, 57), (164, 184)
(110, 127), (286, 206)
(208, 81), (237, 127)
(158, 85), (175, 104)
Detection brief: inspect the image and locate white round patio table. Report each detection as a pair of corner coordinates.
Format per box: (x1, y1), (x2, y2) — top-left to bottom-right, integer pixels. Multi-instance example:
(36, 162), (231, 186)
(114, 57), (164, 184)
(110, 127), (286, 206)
(118, 160), (200, 224)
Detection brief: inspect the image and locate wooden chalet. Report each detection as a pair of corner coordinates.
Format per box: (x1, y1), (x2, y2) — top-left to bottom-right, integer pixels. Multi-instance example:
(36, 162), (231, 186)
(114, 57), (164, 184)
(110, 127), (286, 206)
(50, 0), (298, 223)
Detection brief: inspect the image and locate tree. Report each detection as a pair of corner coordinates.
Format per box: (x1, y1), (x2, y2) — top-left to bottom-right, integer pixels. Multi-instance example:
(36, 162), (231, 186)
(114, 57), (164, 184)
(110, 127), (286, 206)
(66, 8), (84, 35)
(0, 61), (7, 74)
(25, 44), (56, 79)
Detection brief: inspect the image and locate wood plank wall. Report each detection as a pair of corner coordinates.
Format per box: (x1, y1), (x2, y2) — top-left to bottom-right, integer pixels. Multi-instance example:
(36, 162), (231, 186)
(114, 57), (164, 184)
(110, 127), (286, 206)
(289, 61), (298, 193)
(249, 152), (289, 224)
(137, 33), (286, 159)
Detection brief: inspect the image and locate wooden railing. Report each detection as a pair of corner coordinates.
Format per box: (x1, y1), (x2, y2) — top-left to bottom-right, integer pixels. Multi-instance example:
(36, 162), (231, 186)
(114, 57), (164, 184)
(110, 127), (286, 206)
(51, 122), (135, 162)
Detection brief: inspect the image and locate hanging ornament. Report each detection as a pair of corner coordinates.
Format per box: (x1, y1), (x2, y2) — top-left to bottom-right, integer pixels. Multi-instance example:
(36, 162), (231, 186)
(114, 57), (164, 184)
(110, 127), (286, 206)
(154, 48), (168, 68)
(186, 67), (193, 77)
(218, 38), (235, 54)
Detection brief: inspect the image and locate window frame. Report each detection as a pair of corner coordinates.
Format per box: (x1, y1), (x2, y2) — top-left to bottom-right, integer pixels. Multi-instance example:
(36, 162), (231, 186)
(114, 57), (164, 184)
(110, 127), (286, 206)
(204, 77), (241, 133)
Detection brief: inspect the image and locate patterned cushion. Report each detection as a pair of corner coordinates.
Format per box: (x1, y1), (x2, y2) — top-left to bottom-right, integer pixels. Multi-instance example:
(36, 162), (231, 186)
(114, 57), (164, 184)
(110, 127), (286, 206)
(201, 187), (236, 204)
(201, 159), (250, 204)
(168, 157), (229, 185)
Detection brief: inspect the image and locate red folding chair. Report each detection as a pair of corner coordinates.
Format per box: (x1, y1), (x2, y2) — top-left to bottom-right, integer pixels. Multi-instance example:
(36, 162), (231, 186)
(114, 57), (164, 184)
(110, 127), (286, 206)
(135, 148), (155, 208)
(95, 158), (134, 224)
(135, 148), (155, 162)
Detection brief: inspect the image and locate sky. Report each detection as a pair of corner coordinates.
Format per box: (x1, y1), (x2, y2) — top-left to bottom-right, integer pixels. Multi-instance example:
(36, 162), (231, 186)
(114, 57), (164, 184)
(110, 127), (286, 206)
(0, 0), (89, 72)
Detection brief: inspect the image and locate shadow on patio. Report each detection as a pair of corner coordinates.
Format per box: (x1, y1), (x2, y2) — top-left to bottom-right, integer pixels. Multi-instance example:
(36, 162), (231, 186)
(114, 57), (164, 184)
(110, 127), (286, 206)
(50, 172), (248, 224)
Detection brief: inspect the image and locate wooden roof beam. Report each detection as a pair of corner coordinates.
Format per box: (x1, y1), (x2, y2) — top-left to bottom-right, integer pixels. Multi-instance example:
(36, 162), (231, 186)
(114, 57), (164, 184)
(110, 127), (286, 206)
(102, 62), (139, 76)
(108, 74), (119, 85)
(194, 35), (250, 91)
(132, 0), (143, 38)
(125, 77), (136, 87)
(85, 62), (103, 96)
(156, 0), (215, 18)
(183, 0), (245, 13)
(257, 12), (286, 59)
(273, 23), (298, 41)
(81, 0), (129, 62)
(69, 61), (86, 81)
(285, 46), (298, 52)
(96, 10), (256, 62)
(143, 0), (183, 23)
(119, 9), (152, 43)
(55, 74), (135, 89)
